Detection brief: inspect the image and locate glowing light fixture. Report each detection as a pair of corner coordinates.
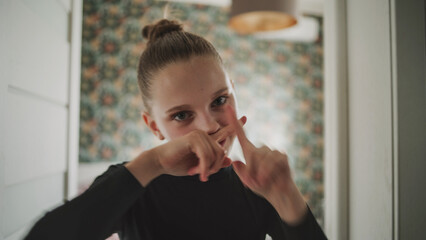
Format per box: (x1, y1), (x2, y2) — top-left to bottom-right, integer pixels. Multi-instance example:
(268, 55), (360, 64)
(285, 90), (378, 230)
(229, 0), (298, 34)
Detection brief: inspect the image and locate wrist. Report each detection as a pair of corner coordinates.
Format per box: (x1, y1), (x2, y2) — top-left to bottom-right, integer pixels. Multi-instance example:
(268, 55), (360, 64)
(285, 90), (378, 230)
(125, 149), (164, 187)
(145, 148), (165, 176)
(267, 180), (308, 226)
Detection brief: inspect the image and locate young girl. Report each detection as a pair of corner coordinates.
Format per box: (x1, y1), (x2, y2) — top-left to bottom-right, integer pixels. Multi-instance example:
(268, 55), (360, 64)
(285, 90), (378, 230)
(25, 19), (327, 240)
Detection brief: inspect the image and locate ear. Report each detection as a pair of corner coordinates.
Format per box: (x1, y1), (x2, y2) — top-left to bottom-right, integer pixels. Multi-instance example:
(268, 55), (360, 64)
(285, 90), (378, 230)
(230, 78), (235, 89)
(142, 111), (165, 140)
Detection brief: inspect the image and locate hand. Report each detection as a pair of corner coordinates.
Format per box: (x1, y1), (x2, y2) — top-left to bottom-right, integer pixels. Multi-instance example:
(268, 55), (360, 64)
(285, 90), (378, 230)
(226, 106), (308, 225)
(153, 117), (245, 181)
(126, 116), (247, 185)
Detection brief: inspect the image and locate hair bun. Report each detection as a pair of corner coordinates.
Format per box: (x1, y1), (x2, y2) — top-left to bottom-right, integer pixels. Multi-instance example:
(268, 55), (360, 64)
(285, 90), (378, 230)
(142, 19), (183, 44)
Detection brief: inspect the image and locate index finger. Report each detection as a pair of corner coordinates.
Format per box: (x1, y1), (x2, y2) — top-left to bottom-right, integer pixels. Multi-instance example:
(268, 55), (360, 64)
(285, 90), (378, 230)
(211, 116), (247, 143)
(225, 105), (255, 154)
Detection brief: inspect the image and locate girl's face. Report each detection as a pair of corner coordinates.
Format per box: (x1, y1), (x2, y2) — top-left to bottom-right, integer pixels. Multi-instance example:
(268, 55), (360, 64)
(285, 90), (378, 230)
(142, 56), (237, 152)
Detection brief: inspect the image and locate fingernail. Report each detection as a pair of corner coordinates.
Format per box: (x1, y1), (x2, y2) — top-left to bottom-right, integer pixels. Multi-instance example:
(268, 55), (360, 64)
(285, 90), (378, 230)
(242, 116), (247, 124)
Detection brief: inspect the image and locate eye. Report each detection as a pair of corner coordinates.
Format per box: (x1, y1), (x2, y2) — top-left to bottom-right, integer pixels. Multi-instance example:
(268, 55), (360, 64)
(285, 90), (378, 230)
(172, 111), (193, 122)
(211, 96), (228, 107)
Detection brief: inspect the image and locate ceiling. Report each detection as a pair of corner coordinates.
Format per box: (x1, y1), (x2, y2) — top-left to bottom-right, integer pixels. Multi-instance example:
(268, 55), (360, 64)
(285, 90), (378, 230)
(162, 0), (323, 16)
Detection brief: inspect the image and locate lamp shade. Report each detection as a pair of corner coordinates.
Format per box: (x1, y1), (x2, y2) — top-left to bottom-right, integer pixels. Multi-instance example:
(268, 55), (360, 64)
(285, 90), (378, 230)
(229, 0), (298, 34)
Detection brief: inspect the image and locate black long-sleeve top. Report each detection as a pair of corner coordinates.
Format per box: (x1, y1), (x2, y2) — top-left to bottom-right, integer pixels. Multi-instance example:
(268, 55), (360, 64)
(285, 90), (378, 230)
(25, 163), (327, 240)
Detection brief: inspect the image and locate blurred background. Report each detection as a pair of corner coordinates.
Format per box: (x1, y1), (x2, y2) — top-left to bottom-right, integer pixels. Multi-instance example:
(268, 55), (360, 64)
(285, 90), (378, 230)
(1, 0), (425, 240)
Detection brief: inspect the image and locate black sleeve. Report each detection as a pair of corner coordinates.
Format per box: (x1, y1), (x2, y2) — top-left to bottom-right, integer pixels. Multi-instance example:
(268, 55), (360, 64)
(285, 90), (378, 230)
(267, 204), (327, 240)
(24, 163), (144, 240)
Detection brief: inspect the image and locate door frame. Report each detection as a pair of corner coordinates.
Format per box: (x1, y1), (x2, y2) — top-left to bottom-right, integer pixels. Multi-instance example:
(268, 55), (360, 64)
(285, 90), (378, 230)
(323, 0), (349, 239)
(66, 0), (82, 200)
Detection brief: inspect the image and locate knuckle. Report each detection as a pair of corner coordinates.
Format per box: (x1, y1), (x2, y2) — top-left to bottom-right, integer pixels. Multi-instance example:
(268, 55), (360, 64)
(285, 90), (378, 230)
(259, 150), (270, 160)
(271, 150), (287, 161)
(252, 150), (262, 158)
(260, 145), (270, 151)
(280, 153), (289, 163)
(272, 150), (281, 155)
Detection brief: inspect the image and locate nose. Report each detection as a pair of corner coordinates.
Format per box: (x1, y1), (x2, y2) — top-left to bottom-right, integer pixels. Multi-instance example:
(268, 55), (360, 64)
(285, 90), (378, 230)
(196, 112), (220, 135)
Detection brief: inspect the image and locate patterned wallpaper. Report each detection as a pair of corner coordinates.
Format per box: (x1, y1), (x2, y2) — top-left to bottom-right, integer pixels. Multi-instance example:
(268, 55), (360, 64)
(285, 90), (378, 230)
(80, 0), (324, 226)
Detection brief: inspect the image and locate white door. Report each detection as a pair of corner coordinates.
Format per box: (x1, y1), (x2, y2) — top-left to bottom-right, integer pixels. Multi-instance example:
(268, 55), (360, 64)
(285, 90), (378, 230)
(0, 0), (81, 239)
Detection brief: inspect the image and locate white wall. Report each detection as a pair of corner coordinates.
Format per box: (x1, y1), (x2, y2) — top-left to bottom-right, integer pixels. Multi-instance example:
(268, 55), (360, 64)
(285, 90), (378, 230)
(0, 0), (81, 239)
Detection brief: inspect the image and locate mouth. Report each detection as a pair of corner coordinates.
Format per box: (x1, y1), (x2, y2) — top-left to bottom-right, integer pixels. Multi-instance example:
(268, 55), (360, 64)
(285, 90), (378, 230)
(219, 139), (226, 147)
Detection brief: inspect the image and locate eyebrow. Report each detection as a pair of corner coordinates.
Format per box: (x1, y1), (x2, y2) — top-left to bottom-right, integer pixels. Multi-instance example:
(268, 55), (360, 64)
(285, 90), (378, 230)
(166, 104), (192, 114)
(165, 87), (229, 114)
(211, 87), (229, 98)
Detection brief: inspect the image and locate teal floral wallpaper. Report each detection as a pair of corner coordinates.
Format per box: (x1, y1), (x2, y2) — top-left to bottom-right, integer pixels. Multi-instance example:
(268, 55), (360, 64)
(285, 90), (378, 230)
(80, 0), (324, 226)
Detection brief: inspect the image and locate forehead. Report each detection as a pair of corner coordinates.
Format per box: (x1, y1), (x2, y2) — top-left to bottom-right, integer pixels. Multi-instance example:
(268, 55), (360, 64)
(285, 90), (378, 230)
(150, 56), (229, 111)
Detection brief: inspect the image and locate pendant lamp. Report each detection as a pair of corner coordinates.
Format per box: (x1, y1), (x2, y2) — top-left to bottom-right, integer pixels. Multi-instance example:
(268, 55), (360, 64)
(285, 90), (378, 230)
(229, 0), (298, 34)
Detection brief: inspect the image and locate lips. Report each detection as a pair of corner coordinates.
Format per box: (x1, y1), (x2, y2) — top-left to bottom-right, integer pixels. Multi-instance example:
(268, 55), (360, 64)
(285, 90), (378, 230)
(219, 139), (226, 147)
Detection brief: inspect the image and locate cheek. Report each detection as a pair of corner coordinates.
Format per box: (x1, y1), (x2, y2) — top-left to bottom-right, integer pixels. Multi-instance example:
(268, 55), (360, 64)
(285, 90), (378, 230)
(216, 112), (230, 127)
(214, 99), (237, 128)
(159, 122), (196, 140)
